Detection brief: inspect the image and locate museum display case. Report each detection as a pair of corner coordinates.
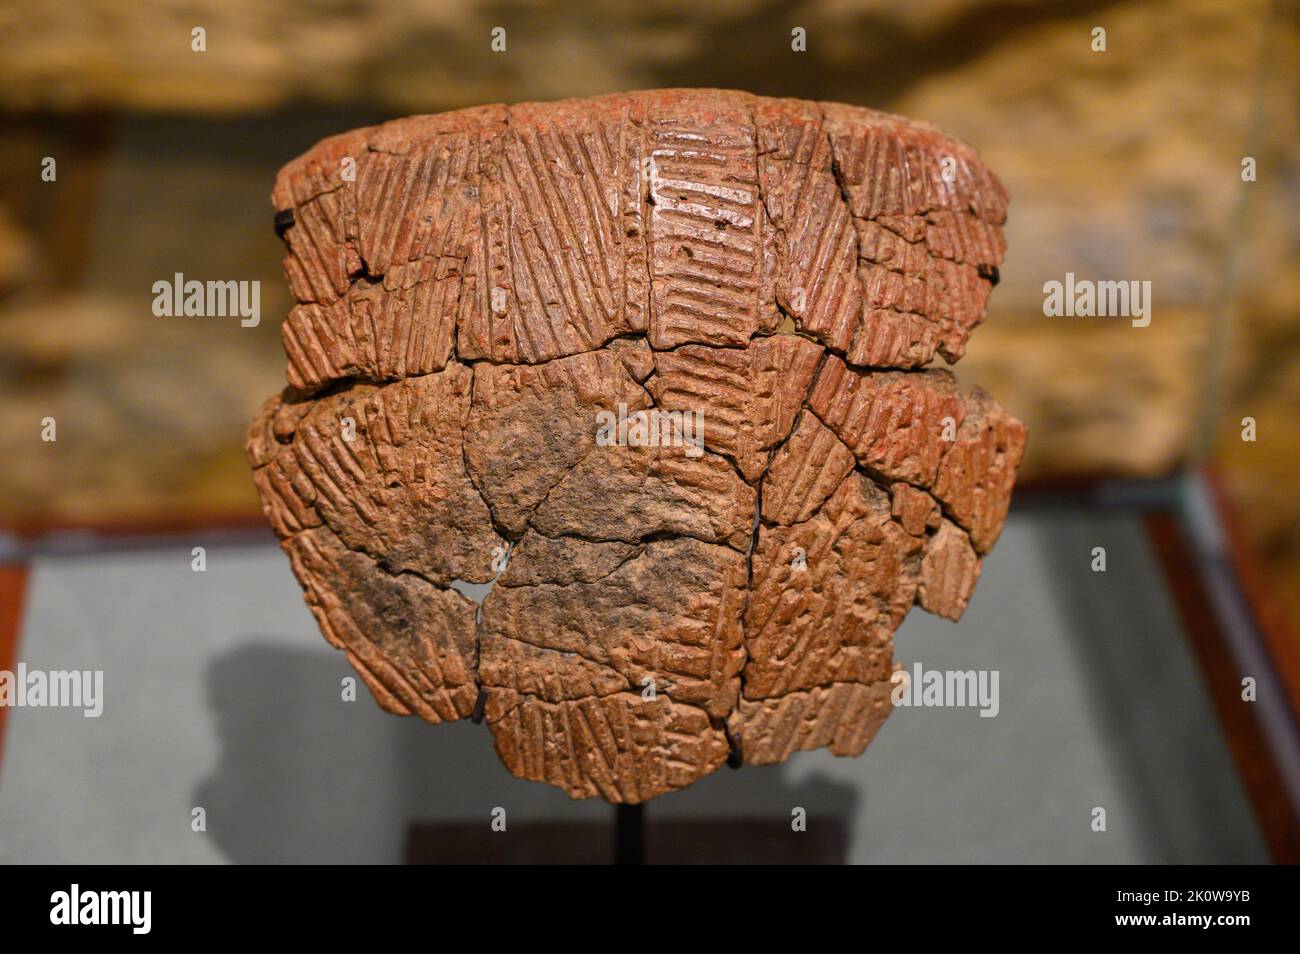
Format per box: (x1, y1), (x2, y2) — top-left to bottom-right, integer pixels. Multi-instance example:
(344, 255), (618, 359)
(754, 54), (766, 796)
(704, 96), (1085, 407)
(0, 1), (1295, 876)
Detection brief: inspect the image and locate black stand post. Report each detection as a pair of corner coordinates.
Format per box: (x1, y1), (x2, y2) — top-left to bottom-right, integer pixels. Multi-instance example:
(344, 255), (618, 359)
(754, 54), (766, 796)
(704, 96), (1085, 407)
(614, 803), (645, 865)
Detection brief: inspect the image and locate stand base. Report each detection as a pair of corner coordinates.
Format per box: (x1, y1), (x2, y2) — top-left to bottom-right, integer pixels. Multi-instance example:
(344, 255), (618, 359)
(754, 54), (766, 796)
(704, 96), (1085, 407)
(406, 816), (847, 864)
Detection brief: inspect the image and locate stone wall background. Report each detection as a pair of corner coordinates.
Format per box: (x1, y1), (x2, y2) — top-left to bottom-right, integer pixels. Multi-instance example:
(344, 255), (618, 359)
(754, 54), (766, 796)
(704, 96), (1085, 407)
(0, 0), (1296, 618)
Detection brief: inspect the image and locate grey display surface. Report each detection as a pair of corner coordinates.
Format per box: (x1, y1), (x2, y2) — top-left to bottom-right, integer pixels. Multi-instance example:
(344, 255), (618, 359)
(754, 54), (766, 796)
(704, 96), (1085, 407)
(0, 511), (1268, 863)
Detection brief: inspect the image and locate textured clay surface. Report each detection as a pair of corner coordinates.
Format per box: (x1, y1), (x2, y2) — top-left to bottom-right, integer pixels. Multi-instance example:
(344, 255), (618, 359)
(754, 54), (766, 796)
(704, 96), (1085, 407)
(247, 89), (1027, 803)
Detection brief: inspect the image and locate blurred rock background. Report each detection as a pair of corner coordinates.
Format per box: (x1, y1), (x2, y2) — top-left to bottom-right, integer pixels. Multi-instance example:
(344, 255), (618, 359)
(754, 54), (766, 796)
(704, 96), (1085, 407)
(0, 0), (1295, 619)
